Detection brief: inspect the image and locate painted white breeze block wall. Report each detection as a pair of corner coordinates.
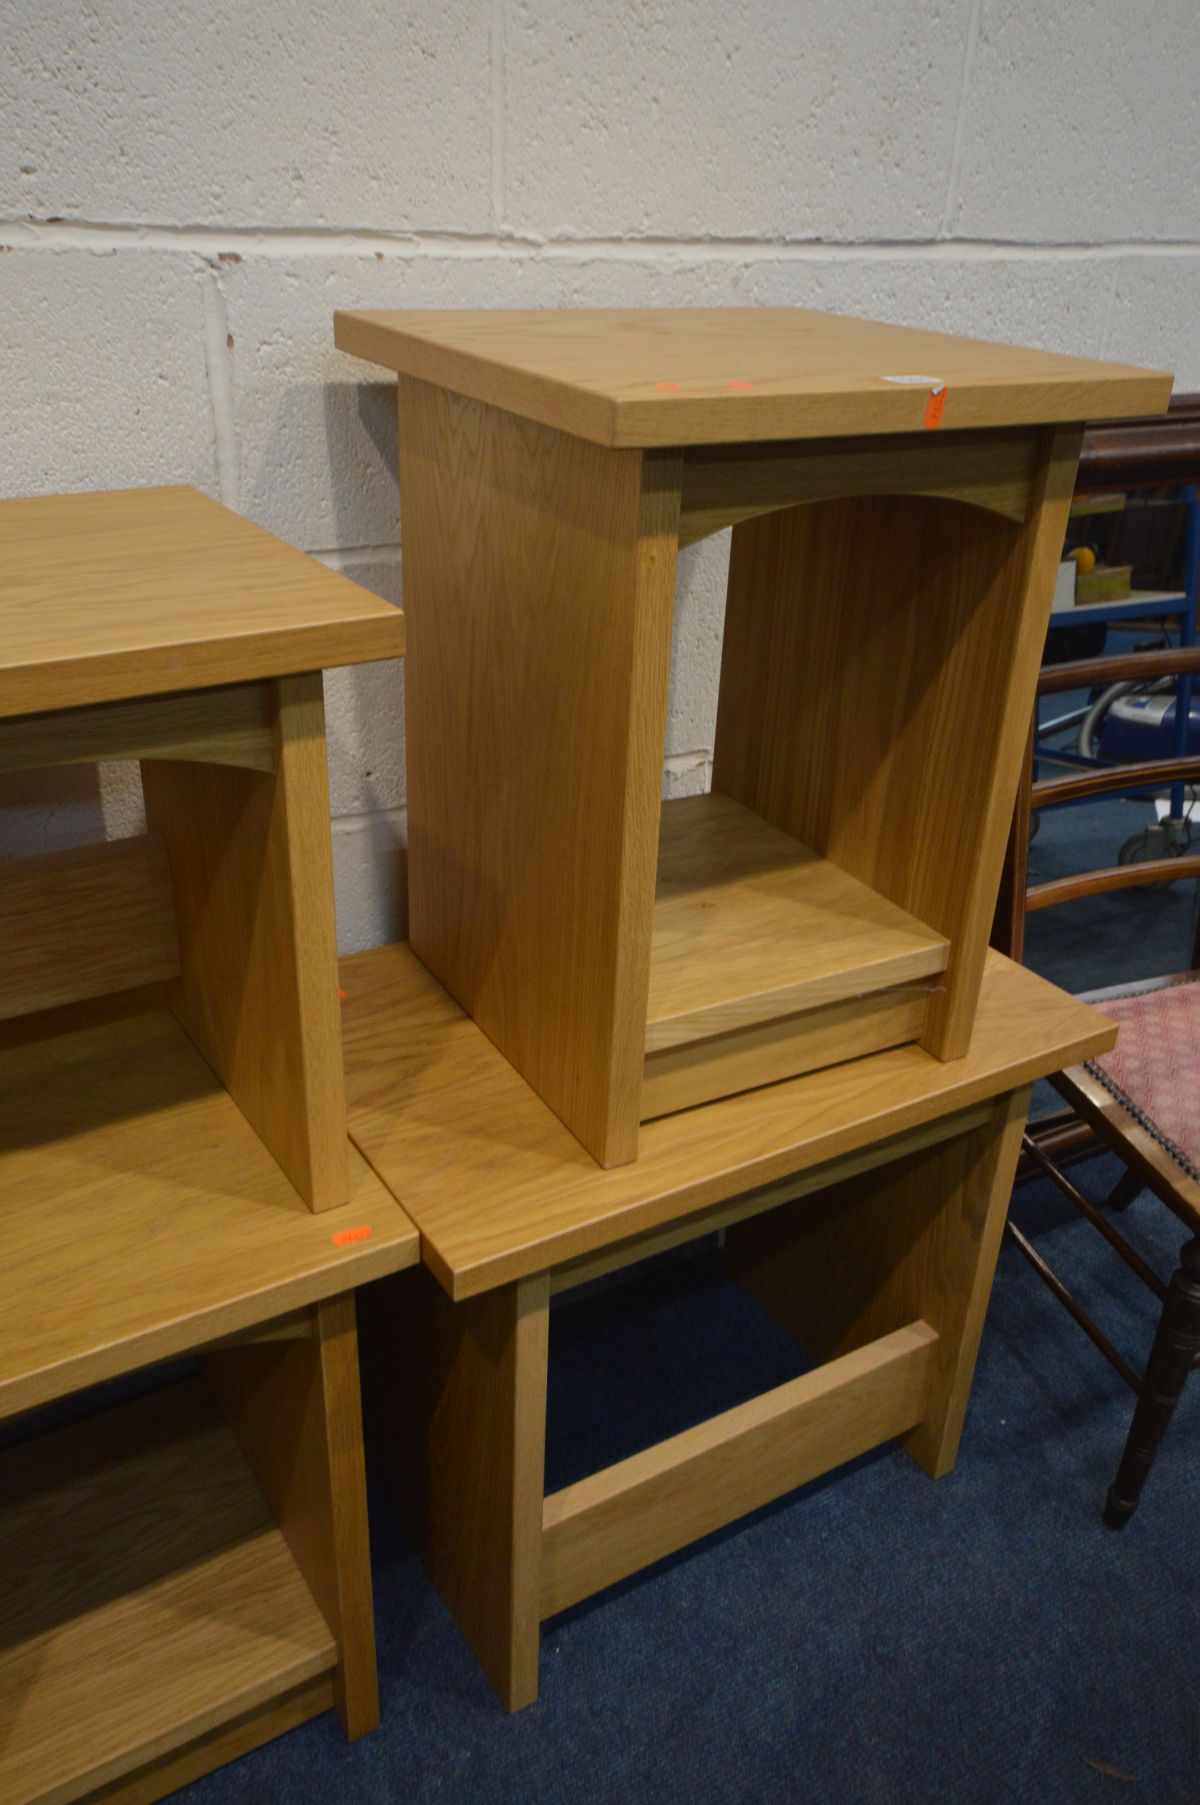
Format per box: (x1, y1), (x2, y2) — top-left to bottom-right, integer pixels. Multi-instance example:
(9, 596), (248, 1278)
(3, 1), (1198, 951)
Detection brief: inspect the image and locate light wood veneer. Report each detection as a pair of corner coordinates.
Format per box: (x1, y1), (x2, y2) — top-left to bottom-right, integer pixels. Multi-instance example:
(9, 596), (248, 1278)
(341, 942), (1113, 1299)
(0, 486), (404, 716)
(338, 308), (1162, 1160)
(0, 1382), (334, 1805)
(335, 307), (1170, 448)
(0, 1004), (417, 1419)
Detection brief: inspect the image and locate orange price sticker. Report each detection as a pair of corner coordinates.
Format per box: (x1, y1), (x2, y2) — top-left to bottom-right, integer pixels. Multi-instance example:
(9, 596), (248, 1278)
(331, 1224), (373, 1247)
(727, 378), (753, 391)
(655, 380), (680, 393)
(923, 385), (947, 430)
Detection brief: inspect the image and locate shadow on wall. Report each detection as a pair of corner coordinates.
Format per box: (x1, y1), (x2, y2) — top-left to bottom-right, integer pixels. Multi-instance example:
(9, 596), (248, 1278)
(327, 378), (399, 555)
(0, 764), (144, 862)
(236, 378), (400, 555)
(349, 381), (400, 485)
(332, 811), (409, 958)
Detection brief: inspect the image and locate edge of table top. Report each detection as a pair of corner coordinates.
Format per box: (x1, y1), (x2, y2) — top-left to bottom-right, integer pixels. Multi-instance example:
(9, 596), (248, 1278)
(0, 1002), (419, 1418)
(0, 486), (405, 716)
(341, 942), (1115, 1298)
(334, 307), (1172, 449)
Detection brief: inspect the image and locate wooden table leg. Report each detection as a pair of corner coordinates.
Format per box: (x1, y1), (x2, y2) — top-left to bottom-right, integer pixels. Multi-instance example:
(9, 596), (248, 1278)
(724, 1088), (1030, 1478)
(362, 1266), (550, 1711)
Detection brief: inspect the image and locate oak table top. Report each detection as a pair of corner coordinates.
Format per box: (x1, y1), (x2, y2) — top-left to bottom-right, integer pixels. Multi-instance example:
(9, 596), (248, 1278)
(334, 306), (1172, 448)
(0, 485), (405, 717)
(341, 943), (1114, 1298)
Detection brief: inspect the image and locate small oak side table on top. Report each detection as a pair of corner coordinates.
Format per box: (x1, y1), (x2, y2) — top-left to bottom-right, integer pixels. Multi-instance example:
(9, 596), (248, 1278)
(0, 487), (417, 1805)
(335, 306), (1170, 1168)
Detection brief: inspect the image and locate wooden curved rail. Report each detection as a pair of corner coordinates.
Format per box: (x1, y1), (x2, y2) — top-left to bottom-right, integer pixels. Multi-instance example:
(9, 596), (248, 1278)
(1036, 646), (1200, 698)
(1077, 391), (1200, 489)
(1028, 855), (1200, 911)
(996, 399), (1200, 957)
(1034, 755), (1200, 811)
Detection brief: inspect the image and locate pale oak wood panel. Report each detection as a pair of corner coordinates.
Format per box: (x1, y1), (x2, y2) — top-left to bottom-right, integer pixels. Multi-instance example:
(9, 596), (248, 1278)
(142, 672), (349, 1210)
(923, 427), (1083, 1053)
(642, 983), (929, 1119)
(397, 375), (680, 1166)
(0, 1381), (336, 1805)
(206, 1293), (378, 1739)
(0, 486), (405, 718)
(677, 427), (1039, 544)
(0, 837), (180, 1021)
(89, 1679), (333, 1805)
(335, 307), (1171, 449)
(540, 1320), (937, 1618)
(360, 1266), (550, 1712)
(647, 792), (948, 1052)
(725, 1087), (1030, 1478)
(0, 683), (275, 776)
(340, 942), (1114, 1299)
(0, 1005), (417, 1419)
(711, 427), (1081, 1062)
(549, 1103), (994, 1295)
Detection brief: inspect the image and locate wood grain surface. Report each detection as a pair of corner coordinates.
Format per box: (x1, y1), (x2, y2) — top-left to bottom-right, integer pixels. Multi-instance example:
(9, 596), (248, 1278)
(711, 426), (1080, 1062)
(677, 427), (1039, 543)
(206, 1294), (378, 1739)
(540, 1320), (937, 1616)
(0, 1005), (417, 1419)
(142, 673), (349, 1210)
(341, 942), (1114, 1297)
(726, 1088), (1030, 1478)
(87, 1680), (333, 1805)
(641, 982), (930, 1119)
(0, 837), (179, 1021)
(361, 1267), (550, 1712)
(397, 376), (680, 1165)
(0, 683), (275, 775)
(0, 1381), (336, 1805)
(647, 792), (947, 1050)
(335, 307), (1170, 448)
(0, 487), (404, 717)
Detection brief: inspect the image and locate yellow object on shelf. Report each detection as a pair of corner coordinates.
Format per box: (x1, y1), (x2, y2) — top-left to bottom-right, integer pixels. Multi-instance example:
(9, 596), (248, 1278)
(1076, 562), (1133, 604)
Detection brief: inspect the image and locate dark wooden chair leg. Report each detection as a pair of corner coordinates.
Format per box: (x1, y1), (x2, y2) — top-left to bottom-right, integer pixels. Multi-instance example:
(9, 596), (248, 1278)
(1104, 1237), (1200, 1529)
(1103, 1166), (1144, 1214)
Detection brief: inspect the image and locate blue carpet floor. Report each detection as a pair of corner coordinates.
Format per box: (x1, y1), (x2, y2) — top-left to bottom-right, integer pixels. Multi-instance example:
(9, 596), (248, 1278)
(176, 768), (1200, 1803)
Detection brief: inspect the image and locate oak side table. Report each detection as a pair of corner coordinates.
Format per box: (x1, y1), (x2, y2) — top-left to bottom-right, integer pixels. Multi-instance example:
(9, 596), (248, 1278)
(342, 940), (1114, 1712)
(335, 306), (1169, 1167)
(0, 487), (418, 1804)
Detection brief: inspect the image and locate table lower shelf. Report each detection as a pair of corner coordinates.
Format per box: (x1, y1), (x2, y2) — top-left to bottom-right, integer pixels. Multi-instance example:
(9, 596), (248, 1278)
(0, 1378), (336, 1805)
(647, 794), (948, 1113)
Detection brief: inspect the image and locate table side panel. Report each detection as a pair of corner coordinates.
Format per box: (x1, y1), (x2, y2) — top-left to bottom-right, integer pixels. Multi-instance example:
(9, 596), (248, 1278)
(398, 376), (680, 1166)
